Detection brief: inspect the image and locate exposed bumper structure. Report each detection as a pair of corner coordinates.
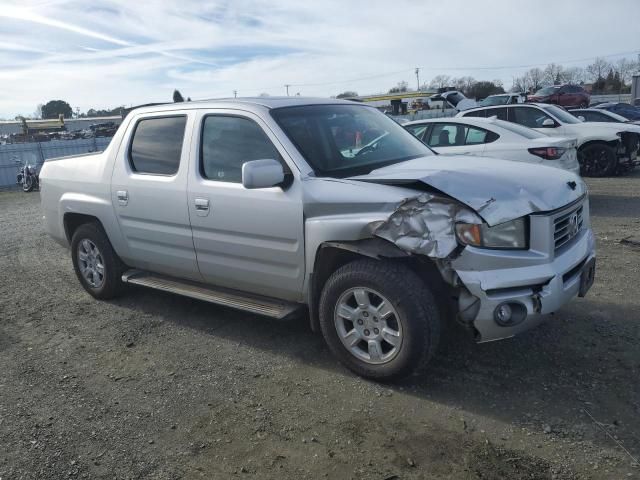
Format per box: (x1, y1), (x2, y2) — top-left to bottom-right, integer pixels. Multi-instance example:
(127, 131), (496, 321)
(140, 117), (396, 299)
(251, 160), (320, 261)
(453, 228), (596, 343)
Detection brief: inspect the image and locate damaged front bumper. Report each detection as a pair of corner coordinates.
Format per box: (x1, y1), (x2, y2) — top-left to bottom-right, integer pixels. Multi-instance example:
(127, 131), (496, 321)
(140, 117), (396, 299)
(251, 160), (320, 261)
(452, 227), (596, 343)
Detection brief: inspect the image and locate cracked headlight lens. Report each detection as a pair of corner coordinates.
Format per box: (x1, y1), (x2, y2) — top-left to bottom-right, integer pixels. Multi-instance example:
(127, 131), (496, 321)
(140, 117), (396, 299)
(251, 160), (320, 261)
(455, 217), (528, 249)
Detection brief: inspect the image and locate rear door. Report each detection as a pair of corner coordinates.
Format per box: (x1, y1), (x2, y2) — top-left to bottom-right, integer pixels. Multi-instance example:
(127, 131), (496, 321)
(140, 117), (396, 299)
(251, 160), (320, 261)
(111, 111), (200, 280)
(187, 110), (305, 301)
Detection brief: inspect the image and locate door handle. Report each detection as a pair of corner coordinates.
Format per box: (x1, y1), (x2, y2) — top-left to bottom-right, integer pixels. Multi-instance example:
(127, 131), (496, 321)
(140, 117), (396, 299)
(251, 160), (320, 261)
(116, 190), (128, 206)
(194, 197), (210, 216)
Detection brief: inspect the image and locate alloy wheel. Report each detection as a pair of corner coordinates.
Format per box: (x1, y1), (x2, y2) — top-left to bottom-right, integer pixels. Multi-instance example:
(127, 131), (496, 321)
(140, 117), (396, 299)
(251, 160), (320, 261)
(334, 287), (403, 365)
(77, 239), (105, 288)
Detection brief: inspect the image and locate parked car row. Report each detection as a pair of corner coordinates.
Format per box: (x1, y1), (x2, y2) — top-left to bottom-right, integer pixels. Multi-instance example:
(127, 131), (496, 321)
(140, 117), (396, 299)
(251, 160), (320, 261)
(457, 103), (640, 176)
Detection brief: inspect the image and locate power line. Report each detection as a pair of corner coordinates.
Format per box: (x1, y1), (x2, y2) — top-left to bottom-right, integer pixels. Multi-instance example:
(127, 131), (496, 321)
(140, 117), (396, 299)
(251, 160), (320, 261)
(286, 48), (640, 89)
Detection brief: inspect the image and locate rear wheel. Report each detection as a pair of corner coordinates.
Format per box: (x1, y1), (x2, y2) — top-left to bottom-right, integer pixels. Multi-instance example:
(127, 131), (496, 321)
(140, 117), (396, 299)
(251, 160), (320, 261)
(22, 176), (34, 192)
(71, 223), (124, 299)
(319, 259), (441, 381)
(579, 143), (617, 177)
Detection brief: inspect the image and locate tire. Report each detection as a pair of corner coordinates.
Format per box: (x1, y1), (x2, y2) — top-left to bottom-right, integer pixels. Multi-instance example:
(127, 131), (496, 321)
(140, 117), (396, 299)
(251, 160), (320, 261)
(579, 102), (588, 109)
(23, 176), (34, 192)
(579, 143), (617, 177)
(71, 223), (124, 299)
(318, 259), (441, 381)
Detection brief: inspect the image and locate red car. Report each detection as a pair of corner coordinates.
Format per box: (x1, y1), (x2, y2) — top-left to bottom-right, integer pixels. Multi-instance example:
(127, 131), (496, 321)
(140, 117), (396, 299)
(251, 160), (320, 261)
(527, 84), (590, 108)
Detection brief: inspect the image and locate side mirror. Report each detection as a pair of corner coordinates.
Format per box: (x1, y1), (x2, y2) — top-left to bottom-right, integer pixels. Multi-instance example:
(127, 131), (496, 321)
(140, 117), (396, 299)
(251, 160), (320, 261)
(541, 118), (556, 127)
(577, 116), (586, 122)
(242, 159), (285, 189)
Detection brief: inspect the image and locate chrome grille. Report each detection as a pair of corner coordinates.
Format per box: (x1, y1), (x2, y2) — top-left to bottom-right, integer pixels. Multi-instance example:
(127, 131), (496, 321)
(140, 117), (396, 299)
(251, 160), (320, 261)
(554, 204), (584, 250)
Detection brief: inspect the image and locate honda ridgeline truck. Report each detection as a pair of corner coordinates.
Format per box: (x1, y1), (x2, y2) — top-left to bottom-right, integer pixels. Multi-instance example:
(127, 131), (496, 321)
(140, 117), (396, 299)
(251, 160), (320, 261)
(40, 98), (596, 380)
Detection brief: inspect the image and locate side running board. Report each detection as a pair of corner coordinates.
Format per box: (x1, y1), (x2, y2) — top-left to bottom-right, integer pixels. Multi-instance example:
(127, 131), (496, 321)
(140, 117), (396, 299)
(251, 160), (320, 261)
(121, 270), (302, 320)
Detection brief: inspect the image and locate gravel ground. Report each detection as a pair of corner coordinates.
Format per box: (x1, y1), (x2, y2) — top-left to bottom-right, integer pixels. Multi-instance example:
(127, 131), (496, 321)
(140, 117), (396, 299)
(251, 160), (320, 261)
(1, 173), (639, 480)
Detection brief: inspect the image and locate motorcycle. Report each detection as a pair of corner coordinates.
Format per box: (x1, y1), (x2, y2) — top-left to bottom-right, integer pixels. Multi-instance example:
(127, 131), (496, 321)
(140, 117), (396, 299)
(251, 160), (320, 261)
(15, 157), (40, 192)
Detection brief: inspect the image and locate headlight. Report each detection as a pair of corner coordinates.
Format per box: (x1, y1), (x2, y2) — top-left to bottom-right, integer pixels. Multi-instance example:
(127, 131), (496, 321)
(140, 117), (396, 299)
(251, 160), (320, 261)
(455, 218), (528, 249)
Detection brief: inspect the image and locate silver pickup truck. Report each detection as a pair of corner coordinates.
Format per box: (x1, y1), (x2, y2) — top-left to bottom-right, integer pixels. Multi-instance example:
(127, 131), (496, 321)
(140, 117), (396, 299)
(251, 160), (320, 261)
(40, 97), (596, 380)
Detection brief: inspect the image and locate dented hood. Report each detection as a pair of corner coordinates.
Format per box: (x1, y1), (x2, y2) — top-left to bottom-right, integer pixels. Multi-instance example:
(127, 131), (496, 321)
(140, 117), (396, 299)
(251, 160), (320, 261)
(349, 155), (586, 226)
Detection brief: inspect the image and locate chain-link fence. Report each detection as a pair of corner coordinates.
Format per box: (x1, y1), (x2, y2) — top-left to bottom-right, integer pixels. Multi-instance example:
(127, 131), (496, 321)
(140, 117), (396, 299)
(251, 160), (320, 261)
(0, 137), (112, 188)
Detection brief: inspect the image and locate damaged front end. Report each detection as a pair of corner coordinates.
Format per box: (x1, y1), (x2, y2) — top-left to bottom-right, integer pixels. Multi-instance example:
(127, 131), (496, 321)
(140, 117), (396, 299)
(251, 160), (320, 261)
(369, 193), (482, 259)
(358, 183), (594, 343)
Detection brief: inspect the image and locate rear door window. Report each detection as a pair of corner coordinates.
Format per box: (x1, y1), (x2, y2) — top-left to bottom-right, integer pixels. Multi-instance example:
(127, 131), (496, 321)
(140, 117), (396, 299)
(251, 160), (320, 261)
(427, 124), (462, 147)
(129, 116), (187, 175)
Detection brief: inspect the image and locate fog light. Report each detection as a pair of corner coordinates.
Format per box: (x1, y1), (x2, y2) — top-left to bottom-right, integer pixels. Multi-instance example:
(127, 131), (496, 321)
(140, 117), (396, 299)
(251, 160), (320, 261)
(494, 303), (513, 324)
(494, 302), (527, 326)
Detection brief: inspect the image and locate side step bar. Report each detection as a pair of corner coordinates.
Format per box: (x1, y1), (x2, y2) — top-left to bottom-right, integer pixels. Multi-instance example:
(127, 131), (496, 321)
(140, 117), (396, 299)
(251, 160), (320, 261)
(121, 270), (302, 320)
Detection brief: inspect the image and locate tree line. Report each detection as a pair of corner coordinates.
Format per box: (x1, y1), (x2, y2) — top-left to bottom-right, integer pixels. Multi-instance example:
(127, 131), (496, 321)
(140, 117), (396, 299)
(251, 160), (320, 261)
(337, 55), (639, 100)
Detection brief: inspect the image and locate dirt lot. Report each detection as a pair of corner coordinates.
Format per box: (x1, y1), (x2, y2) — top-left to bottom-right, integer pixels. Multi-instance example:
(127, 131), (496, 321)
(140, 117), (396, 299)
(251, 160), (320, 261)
(1, 173), (639, 480)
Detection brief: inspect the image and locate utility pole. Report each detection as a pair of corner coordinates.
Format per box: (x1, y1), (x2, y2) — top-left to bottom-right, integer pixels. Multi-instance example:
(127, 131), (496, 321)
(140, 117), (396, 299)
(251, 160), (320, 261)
(285, 84), (291, 96)
(233, 90), (237, 98)
(415, 67), (420, 92)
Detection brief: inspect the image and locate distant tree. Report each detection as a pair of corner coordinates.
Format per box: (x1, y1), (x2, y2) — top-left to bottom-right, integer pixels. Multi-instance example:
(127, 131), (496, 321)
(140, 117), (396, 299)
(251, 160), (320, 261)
(586, 57), (611, 83)
(173, 89), (185, 102)
(563, 67), (586, 85)
(33, 104), (43, 119)
(259, 92), (270, 97)
(544, 63), (565, 85)
(41, 100), (73, 119)
(511, 76), (528, 93)
(526, 68), (546, 91)
(388, 81), (409, 93)
(467, 81), (504, 99)
(451, 76), (476, 95)
(604, 69), (622, 93)
(336, 91), (358, 99)
(616, 57), (637, 87)
(428, 75), (452, 90)
(187, 97), (192, 101)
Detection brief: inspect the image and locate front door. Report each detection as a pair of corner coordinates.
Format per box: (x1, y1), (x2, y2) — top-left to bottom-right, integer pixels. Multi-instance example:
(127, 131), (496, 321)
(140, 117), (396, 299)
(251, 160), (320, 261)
(111, 111), (200, 280)
(187, 110), (305, 301)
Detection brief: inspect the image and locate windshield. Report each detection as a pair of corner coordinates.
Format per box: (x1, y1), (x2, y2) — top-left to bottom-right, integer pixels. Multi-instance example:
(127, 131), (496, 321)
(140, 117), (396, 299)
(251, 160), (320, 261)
(271, 104), (433, 177)
(540, 104), (581, 124)
(478, 95), (509, 106)
(534, 86), (559, 96)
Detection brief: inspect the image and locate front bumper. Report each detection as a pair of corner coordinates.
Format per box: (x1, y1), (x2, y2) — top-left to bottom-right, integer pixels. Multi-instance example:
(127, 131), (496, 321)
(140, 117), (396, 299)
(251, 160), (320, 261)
(452, 227), (596, 342)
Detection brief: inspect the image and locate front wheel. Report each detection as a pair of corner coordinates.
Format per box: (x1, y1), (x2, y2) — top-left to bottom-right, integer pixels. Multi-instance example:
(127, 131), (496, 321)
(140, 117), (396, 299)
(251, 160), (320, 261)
(319, 259), (441, 381)
(71, 223), (124, 299)
(579, 143), (617, 177)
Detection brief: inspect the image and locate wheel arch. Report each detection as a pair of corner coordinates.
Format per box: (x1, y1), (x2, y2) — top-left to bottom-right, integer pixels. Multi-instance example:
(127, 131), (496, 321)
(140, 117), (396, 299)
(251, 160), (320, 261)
(307, 238), (447, 333)
(63, 212), (105, 243)
(578, 139), (619, 151)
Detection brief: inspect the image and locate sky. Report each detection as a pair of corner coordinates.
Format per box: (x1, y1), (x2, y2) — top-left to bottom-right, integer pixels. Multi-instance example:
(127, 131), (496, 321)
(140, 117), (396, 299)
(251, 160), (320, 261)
(0, 0), (639, 118)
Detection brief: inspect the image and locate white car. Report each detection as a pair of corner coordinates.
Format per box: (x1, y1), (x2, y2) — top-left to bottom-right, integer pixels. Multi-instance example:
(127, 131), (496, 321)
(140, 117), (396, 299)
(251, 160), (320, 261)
(457, 103), (640, 176)
(478, 93), (526, 107)
(404, 117), (580, 175)
(570, 108), (640, 126)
